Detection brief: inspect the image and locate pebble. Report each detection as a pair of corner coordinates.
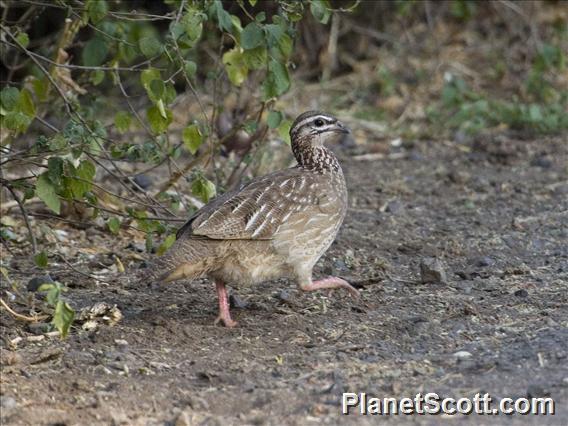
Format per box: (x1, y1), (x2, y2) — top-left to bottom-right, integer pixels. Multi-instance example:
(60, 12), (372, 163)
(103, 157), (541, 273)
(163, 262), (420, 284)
(530, 156), (552, 169)
(127, 242), (146, 253)
(420, 258), (447, 284)
(454, 351), (473, 359)
(474, 256), (495, 268)
(0, 396), (17, 410)
(27, 275), (54, 292)
(27, 322), (51, 335)
(133, 174), (153, 190)
(514, 289), (529, 298)
(455, 281), (473, 295)
(386, 200), (404, 215)
(527, 384), (550, 398)
(229, 294), (248, 309)
(0, 351), (22, 366)
(175, 411), (191, 426)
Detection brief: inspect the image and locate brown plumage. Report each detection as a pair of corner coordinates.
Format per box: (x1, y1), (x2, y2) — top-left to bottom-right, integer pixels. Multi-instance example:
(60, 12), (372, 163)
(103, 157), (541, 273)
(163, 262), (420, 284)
(147, 111), (358, 327)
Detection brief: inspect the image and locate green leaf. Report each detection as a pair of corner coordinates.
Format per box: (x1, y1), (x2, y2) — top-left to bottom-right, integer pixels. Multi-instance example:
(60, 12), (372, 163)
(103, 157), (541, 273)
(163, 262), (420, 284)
(243, 46), (267, 69)
(149, 79), (165, 101)
(147, 105), (173, 133)
(18, 89), (35, 117)
(182, 124), (203, 155)
(39, 283), (60, 306)
(47, 157), (64, 187)
(278, 119), (292, 144)
(164, 83), (177, 104)
(273, 33), (293, 61)
(16, 32), (29, 48)
(69, 160), (96, 198)
(191, 175), (216, 203)
(1, 87), (19, 111)
(52, 300), (75, 338)
(49, 134), (68, 151)
(310, 0), (332, 24)
(241, 22), (264, 50)
(91, 69), (105, 85)
(34, 251), (49, 268)
(141, 68), (162, 102)
(2, 111), (31, 133)
(211, 0), (233, 32)
(87, 0), (108, 24)
(114, 111), (131, 133)
(249, 0), (258, 6)
(107, 217), (120, 234)
(36, 173), (60, 214)
(184, 60), (197, 78)
(32, 77), (49, 101)
(262, 60), (290, 100)
(138, 36), (162, 58)
(180, 10), (203, 46)
(222, 48), (248, 86)
(157, 234), (176, 256)
(82, 37), (108, 67)
(267, 111), (283, 129)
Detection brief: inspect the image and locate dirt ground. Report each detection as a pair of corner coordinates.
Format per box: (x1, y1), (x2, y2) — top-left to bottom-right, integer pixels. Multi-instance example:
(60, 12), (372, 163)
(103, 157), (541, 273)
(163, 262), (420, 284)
(1, 133), (567, 425)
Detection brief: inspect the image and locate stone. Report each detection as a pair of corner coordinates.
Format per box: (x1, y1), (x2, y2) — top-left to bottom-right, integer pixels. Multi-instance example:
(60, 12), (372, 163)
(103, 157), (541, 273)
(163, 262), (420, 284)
(420, 258), (447, 284)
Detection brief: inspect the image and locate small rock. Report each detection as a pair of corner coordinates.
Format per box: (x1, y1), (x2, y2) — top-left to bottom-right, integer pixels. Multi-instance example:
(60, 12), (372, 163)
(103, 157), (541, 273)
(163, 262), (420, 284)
(27, 275), (54, 292)
(277, 290), (291, 302)
(126, 242), (146, 253)
(27, 322), (51, 335)
(114, 339), (129, 347)
(420, 258), (447, 284)
(229, 294), (248, 309)
(454, 351), (473, 360)
(0, 396), (17, 410)
(527, 384), (550, 398)
(514, 289), (529, 298)
(454, 281), (473, 294)
(530, 156), (552, 169)
(0, 351), (22, 366)
(133, 174), (153, 190)
(386, 200), (404, 215)
(175, 411), (191, 426)
(474, 256), (495, 268)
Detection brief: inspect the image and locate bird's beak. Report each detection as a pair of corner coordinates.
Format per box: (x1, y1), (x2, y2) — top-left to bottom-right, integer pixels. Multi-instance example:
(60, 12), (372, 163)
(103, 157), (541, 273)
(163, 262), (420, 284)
(335, 121), (350, 134)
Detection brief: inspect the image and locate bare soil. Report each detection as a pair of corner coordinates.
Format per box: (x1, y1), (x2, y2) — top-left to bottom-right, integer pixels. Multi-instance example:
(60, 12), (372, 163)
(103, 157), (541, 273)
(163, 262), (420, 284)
(1, 134), (567, 425)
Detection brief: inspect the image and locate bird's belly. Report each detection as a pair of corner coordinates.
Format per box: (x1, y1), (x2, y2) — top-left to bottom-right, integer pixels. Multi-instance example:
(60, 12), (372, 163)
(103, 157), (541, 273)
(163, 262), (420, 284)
(209, 242), (291, 286)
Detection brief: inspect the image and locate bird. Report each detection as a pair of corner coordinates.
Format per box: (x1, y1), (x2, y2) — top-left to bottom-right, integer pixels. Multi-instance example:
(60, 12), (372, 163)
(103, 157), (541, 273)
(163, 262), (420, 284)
(147, 110), (359, 327)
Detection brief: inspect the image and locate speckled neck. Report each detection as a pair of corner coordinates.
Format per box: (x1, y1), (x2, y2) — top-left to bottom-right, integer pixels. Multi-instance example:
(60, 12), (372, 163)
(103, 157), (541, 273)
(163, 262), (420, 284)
(292, 135), (341, 173)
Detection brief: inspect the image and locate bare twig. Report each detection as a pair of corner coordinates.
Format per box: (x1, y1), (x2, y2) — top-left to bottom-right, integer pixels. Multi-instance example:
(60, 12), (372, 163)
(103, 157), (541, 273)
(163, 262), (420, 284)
(0, 298), (48, 323)
(4, 185), (38, 254)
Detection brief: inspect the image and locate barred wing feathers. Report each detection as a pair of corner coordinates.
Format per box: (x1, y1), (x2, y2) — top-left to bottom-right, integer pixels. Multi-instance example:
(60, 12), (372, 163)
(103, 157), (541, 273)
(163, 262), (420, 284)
(176, 169), (323, 241)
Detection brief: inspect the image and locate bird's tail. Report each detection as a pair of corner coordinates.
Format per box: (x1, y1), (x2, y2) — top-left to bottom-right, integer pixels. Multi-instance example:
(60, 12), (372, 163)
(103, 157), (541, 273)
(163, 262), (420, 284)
(137, 237), (214, 284)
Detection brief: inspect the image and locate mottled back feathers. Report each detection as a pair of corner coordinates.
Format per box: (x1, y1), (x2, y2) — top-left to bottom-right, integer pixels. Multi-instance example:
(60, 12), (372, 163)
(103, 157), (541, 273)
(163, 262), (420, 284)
(176, 168), (332, 242)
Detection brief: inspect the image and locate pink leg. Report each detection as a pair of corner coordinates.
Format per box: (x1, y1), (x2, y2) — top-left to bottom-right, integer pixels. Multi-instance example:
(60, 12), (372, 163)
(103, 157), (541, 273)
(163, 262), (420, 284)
(213, 281), (238, 328)
(300, 277), (360, 297)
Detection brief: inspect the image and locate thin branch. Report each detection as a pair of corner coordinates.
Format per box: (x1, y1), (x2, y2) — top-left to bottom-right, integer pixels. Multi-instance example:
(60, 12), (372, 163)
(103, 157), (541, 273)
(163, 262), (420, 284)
(0, 298), (48, 323)
(2, 40), (159, 71)
(4, 185), (38, 254)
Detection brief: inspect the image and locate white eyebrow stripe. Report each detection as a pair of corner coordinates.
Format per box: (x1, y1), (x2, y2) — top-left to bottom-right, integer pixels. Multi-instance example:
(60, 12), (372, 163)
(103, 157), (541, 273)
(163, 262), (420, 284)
(292, 114), (335, 133)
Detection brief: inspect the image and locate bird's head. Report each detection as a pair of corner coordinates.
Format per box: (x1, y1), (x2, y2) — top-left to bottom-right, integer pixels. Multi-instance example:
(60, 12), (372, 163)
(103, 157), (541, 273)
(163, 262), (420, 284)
(290, 111), (349, 146)
(289, 111), (349, 171)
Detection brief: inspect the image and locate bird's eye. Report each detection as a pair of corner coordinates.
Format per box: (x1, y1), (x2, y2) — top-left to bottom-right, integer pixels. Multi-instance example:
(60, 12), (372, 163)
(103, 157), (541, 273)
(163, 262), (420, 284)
(314, 119), (325, 127)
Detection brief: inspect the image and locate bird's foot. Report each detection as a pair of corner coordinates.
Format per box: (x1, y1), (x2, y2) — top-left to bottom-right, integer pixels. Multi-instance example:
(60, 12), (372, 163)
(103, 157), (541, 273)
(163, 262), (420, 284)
(214, 313), (238, 328)
(301, 276), (360, 297)
(214, 280), (238, 328)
